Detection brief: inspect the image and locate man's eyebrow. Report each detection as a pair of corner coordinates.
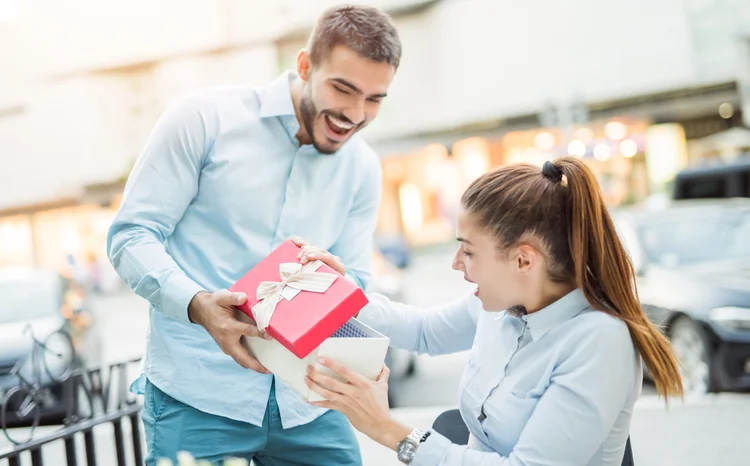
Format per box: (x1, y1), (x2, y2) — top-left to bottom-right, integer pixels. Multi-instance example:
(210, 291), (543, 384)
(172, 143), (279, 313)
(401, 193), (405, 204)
(332, 78), (362, 94)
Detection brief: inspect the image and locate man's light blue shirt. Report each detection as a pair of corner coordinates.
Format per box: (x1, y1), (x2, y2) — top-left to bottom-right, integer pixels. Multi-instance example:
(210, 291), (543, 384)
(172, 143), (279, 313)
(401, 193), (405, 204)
(359, 289), (643, 465)
(107, 71), (382, 428)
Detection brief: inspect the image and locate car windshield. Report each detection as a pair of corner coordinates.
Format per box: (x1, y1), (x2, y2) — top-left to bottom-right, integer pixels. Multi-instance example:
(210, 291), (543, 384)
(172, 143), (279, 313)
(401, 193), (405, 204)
(0, 274), (63, 324)
(637, 209), (750, 267)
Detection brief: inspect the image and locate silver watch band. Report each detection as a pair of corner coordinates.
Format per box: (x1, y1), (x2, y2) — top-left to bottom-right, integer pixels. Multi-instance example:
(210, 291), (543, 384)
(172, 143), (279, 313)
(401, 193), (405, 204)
(397, 428), (429, 464)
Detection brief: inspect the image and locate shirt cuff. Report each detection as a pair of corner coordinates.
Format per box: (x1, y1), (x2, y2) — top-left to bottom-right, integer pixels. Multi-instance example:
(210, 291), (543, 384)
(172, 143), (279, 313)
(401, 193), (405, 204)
(412, 430), (452, 466)
(161, 270), (205, 324)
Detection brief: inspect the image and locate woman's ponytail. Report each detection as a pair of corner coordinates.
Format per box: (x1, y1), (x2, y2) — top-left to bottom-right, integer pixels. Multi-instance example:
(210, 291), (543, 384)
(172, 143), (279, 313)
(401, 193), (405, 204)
(556, 157), (683, 402)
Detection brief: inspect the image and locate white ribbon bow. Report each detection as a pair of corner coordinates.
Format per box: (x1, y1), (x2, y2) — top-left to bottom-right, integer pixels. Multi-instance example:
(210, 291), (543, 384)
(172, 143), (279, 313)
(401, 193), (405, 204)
(252, 260), (338, 332)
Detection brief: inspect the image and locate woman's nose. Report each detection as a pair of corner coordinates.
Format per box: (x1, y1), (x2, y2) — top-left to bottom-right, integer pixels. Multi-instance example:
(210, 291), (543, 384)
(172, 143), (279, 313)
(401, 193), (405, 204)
(452, 254), (462, 271)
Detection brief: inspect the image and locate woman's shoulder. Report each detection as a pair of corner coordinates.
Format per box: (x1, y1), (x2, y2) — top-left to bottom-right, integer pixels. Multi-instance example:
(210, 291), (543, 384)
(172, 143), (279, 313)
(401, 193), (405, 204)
(567, 309), (636, 356)
(574, 308), (628, 332)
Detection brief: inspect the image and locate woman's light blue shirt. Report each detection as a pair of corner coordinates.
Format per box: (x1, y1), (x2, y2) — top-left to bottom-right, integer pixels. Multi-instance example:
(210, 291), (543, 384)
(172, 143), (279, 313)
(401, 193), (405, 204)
(359, 288), (643, 465)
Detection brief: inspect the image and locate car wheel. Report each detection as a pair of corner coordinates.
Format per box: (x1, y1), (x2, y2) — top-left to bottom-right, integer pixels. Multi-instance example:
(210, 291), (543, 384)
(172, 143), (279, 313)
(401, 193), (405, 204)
(670, 317), (713, 395)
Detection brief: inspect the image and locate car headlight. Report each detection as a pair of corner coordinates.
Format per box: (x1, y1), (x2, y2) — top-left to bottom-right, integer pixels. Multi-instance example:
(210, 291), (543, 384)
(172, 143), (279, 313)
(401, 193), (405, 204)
(709, 307), (750, 332)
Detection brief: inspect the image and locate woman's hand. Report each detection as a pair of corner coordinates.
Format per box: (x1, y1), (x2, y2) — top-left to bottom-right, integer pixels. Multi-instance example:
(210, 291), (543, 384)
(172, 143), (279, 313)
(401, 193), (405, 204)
(305, 358), (412, 449)
(289, 236), (346, 276)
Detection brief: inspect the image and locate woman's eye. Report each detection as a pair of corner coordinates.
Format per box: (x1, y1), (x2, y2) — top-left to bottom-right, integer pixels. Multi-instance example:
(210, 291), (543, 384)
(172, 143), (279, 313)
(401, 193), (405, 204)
(463, 250), (472, 257)
(334, 86), (349, 95)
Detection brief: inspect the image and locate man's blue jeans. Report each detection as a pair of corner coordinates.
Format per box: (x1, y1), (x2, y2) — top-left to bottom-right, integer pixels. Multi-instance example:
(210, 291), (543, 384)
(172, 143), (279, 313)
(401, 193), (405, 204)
(142, 378), (362, 465)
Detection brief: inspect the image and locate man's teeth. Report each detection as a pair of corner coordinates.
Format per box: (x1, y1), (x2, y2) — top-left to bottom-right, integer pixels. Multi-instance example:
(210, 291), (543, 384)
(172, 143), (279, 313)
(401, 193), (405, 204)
(327, 115), (354, 131)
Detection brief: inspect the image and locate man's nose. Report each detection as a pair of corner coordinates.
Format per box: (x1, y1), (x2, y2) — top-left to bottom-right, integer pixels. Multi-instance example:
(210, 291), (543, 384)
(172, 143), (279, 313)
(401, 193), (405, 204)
(345, 99), (366, 126)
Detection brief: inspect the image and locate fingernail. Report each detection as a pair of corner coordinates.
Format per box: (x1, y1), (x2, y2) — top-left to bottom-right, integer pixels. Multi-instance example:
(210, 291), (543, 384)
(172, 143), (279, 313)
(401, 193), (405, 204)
(317, 357), (326, 365)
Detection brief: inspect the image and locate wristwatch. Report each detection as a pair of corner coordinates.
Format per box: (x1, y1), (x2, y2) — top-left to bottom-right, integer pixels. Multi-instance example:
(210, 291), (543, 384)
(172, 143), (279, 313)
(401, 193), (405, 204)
(396, 428), (431, 464)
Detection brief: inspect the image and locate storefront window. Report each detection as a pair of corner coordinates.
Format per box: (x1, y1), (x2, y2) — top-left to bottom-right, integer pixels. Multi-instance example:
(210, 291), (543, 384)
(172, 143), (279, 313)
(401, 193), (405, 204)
(0, 216), (33, 267)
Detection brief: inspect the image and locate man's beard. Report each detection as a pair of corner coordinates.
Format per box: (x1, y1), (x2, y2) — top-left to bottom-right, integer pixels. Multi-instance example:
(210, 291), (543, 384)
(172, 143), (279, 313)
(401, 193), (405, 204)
(299, 92), (339, 155)
(299, 89), (363, 155)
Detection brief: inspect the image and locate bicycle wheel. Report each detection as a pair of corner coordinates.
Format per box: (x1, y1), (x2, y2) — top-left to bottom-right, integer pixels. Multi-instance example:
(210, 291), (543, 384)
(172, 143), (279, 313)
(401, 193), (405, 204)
(1, 386), (41, 445)
(42, 329), (76, 383)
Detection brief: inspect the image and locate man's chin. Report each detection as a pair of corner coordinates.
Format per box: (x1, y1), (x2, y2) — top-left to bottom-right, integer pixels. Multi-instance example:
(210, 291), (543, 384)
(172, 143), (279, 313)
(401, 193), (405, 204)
(313, 137), (347, 155)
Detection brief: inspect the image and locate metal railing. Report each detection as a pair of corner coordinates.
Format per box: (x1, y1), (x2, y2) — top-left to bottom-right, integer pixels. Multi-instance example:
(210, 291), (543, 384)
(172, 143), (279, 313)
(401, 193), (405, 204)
(1, 327), (144, 466)
(0, 401), (143, 466)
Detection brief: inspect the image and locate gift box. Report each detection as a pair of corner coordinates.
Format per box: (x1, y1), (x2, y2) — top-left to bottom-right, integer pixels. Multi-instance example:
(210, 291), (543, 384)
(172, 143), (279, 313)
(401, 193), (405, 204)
(239, 315), (390, 402)
(230, 239), (370, 359)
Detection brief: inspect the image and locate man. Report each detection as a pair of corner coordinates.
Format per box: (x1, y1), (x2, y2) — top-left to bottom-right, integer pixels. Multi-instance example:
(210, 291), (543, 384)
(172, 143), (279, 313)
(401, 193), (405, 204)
(107, 5), (401, 465)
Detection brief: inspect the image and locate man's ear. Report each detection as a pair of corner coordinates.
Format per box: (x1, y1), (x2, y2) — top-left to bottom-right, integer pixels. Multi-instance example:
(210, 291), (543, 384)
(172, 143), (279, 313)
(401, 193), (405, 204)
(297, 49), (312, 81)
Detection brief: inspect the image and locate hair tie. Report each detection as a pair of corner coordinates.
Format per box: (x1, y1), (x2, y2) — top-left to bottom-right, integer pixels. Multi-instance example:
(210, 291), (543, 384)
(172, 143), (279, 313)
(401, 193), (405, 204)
(542, 161), (563, 184)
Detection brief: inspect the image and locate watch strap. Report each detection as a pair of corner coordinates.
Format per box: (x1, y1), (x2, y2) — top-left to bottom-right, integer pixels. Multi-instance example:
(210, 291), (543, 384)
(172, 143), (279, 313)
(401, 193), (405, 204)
(397, 428), (431, 464)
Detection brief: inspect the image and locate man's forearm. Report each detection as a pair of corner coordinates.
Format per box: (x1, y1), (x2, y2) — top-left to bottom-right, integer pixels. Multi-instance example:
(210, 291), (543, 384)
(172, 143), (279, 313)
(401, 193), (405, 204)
(108, 225), (204, 324)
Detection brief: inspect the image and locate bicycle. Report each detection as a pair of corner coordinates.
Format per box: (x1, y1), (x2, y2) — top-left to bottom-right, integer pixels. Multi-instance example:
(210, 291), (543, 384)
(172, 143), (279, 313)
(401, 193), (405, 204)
(1, 324), (76, 445)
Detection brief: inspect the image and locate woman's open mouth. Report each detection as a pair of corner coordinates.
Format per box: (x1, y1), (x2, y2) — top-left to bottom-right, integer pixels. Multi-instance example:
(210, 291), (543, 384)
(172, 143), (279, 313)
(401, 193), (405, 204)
(464, 276), (479, 296)
(324, 114), (355, 141)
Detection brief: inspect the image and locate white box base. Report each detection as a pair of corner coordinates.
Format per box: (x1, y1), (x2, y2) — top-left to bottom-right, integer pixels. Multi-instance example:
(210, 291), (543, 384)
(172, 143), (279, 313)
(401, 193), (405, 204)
(240, 318), (390, 402)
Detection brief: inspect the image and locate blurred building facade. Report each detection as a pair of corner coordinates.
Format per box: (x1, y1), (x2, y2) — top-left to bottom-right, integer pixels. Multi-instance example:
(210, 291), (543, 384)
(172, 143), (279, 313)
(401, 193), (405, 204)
(0, 0), (749, 271)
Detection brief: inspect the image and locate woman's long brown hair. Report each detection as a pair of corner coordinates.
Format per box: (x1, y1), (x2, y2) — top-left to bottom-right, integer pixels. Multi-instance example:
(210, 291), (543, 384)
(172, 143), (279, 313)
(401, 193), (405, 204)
(461, 156), (683, 401)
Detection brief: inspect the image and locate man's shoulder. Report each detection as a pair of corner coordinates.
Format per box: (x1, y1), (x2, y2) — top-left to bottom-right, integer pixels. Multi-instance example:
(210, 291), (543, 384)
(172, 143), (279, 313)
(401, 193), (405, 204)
(166, 85), (260, 118)
(343, 135), (382, 172)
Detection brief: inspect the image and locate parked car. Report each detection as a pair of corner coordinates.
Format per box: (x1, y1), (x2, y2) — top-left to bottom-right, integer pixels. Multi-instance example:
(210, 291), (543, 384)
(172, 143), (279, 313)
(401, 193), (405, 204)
(369, 249), (417, 406)
(612, 198), (750, 394)
(672, 156), (750, 200)
(0, 267), (102, 428)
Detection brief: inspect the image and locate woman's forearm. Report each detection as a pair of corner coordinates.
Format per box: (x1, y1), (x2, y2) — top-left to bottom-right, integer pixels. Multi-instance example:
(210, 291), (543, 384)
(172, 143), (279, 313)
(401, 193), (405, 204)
(372, 418), (414, 451)
(358, 292), (480, 355)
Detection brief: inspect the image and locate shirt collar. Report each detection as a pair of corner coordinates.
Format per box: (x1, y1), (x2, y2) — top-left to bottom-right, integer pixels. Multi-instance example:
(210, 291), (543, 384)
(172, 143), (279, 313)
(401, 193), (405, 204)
(523, 288), (590, 341)
(259, 71), (297, 119)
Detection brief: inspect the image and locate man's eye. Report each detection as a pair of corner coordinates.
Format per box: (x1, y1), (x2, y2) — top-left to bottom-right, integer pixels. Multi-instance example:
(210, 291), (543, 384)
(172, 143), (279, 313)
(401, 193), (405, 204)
(463, 250), (472, 257)
(334, 86), (349, 94)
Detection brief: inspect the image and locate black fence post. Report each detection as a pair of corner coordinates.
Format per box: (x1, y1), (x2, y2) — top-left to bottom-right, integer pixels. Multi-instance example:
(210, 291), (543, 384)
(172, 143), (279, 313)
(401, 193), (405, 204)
(112, 418), (126, 466)
(30, 448), (43, 466)
(83, 429), (97, 466)
(129, 411), (143, 466)
(65, 435), (78, 466)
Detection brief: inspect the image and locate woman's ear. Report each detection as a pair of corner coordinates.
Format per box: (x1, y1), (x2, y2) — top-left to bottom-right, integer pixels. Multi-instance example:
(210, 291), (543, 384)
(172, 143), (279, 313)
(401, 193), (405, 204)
(516, 244), (535, 272)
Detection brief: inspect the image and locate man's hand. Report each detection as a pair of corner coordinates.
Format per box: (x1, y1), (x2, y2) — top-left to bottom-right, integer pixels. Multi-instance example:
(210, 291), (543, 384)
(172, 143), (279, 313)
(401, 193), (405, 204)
(289, 236), (346, 276)
(188, 289), (270, 374)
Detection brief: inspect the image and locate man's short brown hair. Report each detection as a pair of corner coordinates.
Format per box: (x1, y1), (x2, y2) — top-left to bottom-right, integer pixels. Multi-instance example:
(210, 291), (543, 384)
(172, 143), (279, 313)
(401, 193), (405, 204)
(307, 4), (402, 69)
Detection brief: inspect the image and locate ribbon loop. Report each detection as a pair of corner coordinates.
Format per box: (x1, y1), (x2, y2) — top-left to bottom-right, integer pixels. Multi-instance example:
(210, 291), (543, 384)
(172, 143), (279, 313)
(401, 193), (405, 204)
(252, 260), (337, 332)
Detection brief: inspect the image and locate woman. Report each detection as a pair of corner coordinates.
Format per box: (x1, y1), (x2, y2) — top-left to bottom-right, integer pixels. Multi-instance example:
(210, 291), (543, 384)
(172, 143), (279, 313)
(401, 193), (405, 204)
(297, 157), (683, 465)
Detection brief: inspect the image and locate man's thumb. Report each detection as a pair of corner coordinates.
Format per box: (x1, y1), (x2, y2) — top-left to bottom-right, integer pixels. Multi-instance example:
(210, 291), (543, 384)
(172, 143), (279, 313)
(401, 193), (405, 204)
(216, 289), (247, 305)
(233, 292), (248, 304)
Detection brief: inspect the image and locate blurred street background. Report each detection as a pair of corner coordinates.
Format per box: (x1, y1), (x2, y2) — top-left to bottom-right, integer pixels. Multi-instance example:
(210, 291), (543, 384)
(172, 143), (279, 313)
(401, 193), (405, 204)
(2, 0), (750, 465)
